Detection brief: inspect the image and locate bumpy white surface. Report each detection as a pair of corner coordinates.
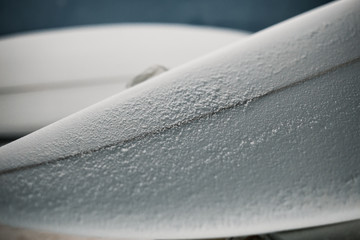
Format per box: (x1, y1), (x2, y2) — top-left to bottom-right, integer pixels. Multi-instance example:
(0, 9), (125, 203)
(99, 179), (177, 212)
(0, 24), (248, 135)
(0, 0), (360, 238)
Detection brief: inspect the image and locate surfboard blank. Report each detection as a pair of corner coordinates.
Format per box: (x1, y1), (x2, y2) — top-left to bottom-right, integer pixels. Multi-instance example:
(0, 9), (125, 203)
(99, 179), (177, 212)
(0, 0), (359, 238)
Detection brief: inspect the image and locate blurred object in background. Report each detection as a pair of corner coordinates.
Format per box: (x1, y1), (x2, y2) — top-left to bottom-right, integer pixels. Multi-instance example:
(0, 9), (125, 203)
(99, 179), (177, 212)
(0, 24), (248, 139)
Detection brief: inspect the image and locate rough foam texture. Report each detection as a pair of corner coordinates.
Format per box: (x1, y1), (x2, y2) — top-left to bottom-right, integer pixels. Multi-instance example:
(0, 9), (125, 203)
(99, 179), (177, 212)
(0, 0), (359, 238)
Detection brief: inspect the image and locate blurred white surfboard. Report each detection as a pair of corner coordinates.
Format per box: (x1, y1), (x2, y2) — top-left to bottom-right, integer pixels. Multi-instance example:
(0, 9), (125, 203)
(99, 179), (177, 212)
(0, 24), (248, 135)
(0, 0), (359, 239)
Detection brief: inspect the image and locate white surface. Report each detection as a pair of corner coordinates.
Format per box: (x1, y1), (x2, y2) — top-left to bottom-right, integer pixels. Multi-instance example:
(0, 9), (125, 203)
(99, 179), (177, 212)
(0, 24), (248, 88)
(0, 0), (360, 238)
(0, 24), (248, 135)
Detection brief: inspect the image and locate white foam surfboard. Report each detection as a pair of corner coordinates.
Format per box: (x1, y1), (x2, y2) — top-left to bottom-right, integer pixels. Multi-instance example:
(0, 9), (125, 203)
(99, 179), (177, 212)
(0, 0), (359, 238)
(0, 24), (248, 135)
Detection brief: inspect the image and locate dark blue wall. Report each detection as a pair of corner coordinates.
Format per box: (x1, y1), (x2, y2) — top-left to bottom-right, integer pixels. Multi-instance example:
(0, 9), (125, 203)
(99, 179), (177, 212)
(0, 0), (333, 36)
